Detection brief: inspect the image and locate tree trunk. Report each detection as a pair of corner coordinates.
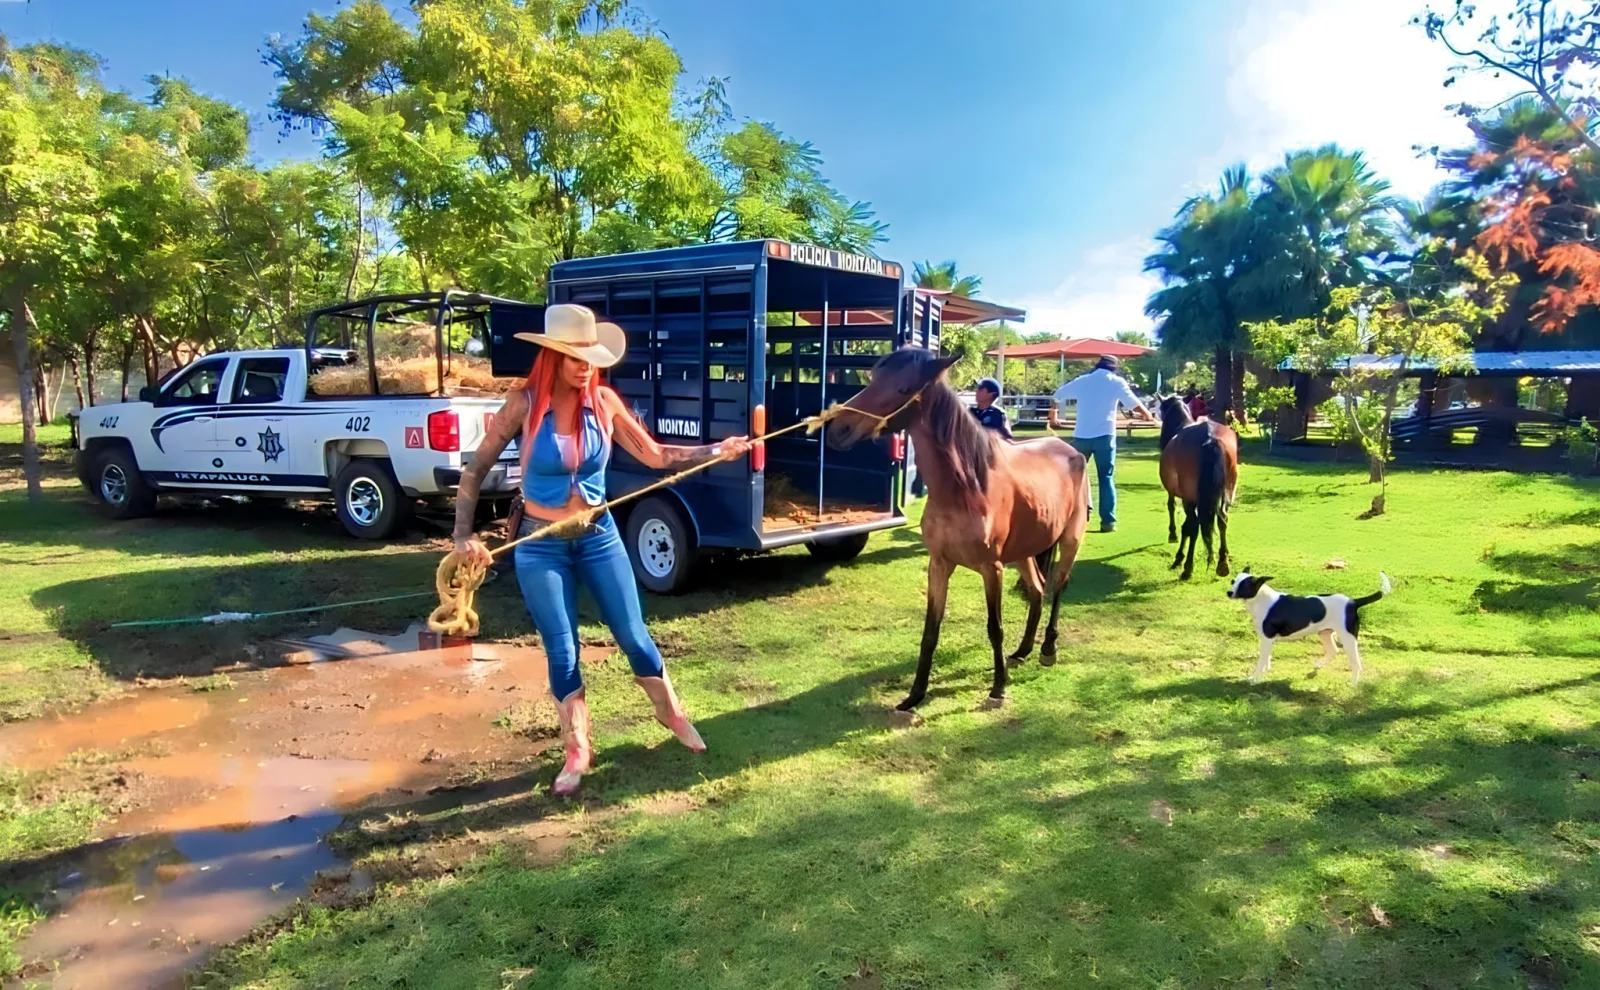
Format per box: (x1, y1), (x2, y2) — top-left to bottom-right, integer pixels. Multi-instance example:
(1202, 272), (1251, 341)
(10, 298), (42, 502)
(1211, 345), (1234, 423)
(83, 328), (98, 408)
(68, 353), (85, 412)
(1231, 351), (1248, 425)
(344, 181), (365, 302)
(135, 314), (159, 384)
(34, 363), (50, 425)
(1368, 453), (1384, 484)
(119, 339), (133, 402)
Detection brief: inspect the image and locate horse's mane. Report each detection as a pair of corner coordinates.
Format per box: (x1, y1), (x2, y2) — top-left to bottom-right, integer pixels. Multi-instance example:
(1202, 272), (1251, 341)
(1158, 395), (1194, 450)
(920, 374), (995, 495)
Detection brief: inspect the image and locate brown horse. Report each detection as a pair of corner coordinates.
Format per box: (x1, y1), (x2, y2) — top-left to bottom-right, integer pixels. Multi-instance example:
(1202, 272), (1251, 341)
(829, 348), (1090, 711)
(1157, 395), (1239, 580)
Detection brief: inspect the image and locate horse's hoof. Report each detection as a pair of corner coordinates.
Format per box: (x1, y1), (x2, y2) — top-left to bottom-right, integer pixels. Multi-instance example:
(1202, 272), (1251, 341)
(888, 709), (923, 728)
(1180, 570), (1194, 581)
(1006, 652), (1029, 669)
(895, 698), (922, 713)
(1169, 559), (1182, 570)
(979, 695), (1008, 710)
(1039, 651), (1057, 667)
(1168, 534), (1178, 544)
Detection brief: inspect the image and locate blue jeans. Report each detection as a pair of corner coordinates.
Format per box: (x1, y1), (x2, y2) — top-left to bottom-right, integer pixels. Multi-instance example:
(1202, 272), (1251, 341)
(1076, 434), (1117, 525)
(513, 511), (663, 701)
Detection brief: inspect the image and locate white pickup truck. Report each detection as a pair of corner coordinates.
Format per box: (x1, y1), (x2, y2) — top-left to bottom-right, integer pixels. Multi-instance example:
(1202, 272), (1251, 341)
(72, 346), (518, 538)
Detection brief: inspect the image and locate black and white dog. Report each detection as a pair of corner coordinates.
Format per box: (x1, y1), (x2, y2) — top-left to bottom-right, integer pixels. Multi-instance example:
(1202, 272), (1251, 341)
(1226, 572), (1391, 684)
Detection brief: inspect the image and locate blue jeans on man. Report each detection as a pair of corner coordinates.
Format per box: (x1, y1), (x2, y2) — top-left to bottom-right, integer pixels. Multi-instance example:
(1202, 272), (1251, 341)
(1075, 434), (1117, 526)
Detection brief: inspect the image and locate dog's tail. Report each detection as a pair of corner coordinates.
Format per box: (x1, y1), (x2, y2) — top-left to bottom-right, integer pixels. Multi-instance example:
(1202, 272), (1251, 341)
(1196, 433), (1225, 559)
(1352, 571), (1391, 609)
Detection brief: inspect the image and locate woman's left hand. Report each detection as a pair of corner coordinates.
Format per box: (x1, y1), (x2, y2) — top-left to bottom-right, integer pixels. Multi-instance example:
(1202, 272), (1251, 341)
(717, 435), (754, 460)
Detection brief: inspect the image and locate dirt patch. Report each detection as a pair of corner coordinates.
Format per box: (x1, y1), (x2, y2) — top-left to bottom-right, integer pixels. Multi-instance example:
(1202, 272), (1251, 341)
(0, 630), (588, 989)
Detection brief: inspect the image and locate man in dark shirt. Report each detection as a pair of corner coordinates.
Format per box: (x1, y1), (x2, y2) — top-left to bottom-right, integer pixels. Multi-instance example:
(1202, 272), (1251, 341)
(970, 378), (1013, 440)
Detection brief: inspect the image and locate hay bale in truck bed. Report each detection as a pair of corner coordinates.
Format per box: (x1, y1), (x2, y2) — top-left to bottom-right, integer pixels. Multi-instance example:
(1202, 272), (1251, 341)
(308, 354), (520, 397)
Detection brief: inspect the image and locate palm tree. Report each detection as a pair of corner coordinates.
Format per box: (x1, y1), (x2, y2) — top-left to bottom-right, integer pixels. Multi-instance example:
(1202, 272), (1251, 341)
(1144, 165), (1259, 420)
(1255, 145), (1396, 316)
(914, 259), (982, 297)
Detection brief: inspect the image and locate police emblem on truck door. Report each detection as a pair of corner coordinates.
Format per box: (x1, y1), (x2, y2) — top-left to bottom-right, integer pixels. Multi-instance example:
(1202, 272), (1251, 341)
(257, 427), (285, 463)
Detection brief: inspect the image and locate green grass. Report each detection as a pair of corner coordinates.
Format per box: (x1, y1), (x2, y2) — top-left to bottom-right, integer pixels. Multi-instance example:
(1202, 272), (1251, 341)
(6, 436), (1600, 987)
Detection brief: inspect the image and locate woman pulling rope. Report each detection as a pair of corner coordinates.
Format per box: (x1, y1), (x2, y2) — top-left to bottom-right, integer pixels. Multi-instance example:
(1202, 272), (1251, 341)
(451, 304), (751, 797)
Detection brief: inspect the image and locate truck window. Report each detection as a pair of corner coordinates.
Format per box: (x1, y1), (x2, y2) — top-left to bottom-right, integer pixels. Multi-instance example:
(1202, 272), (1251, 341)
(232, 357), (290, 404)
(161, 360), (227, 406)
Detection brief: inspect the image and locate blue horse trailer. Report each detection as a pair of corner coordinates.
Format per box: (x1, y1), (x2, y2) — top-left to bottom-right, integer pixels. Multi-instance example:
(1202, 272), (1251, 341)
(486, 240), (938, 593)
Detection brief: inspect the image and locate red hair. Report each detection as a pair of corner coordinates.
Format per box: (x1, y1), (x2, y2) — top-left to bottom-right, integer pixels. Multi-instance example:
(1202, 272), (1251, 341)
(523, 349), (612, 470)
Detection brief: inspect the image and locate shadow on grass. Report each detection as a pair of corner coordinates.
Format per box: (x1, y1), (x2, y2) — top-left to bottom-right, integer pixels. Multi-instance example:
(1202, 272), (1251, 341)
(1473, 538), (1600, 616)
(199, 667), (1600, 989)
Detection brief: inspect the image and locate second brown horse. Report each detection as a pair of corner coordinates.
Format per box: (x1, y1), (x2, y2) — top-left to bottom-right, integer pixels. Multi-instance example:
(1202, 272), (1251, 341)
(830, 349), (1090, 711)
(1157, 395), (1239, 579)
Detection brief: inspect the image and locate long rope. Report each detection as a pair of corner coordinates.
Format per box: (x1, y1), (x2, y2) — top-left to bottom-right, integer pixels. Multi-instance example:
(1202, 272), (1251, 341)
(427, 389), (923, 637)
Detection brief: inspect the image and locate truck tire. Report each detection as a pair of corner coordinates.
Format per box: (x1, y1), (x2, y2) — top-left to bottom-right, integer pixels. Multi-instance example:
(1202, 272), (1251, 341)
(94, 446), (157, 520)
(626, 496), (698, 595)
(334, 459), (411, 540)
(806, 532), (870, 562)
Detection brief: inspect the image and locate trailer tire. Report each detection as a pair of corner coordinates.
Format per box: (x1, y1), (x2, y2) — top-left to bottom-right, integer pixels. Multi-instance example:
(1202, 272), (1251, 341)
(94, 446), (157, 520)
(626, 496), (698, 595)
(806, 532), (870, 563)
(334, 459), (411, 540)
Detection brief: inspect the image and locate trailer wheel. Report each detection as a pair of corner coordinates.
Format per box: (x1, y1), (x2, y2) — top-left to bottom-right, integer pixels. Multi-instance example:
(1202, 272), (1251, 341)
(94, 447), (157, 520)
(334, 459), (411, 540)
(627, 496), (698, 594)
(806, 532), (870, 563)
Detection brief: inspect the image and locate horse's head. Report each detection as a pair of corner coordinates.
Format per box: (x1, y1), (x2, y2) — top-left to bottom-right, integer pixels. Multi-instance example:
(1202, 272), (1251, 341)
(826, 346), (956, 450)
(1157, 394), (1192, 425)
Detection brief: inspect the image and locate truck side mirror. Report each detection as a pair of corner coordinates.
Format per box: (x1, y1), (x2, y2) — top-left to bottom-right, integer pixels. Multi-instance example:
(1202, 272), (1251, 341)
(139, 385), (159, 404)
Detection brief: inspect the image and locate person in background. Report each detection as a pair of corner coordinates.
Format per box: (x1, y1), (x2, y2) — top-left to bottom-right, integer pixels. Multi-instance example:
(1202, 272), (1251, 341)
(1050, 355), (1154, 533)
(970, 377), (1014, 440)
(1184, 386), (1208, 420)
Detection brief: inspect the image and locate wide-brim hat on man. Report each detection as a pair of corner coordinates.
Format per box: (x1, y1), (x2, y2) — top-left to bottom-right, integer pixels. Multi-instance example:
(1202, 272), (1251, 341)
(514, 304), (626, 368)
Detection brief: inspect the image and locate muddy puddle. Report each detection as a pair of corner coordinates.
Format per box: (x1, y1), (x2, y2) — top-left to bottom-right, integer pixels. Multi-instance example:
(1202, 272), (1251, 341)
(0, 625), (595, 989)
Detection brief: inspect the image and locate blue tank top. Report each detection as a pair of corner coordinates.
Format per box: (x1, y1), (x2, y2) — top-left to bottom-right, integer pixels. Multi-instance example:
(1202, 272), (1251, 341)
(521, 398), (609, 509)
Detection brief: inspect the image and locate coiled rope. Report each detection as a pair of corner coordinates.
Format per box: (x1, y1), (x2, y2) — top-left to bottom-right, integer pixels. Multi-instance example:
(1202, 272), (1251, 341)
(427, 389), (924, 637)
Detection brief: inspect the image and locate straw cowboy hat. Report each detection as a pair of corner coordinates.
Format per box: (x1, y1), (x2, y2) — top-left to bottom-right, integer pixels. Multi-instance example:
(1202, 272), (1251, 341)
(514, 304), (626, 368)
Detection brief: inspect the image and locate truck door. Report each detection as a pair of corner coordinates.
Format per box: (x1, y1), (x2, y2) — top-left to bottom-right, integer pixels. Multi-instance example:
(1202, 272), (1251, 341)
(214, 356), (314, 489)
(146, 358), (231, 481)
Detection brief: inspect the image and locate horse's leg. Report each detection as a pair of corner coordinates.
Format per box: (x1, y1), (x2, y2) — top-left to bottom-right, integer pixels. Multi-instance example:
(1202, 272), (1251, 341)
(1215, 507), (1230, 577)
(1009, 548), (1052, 665)
(1171, 501), (1192, 571)
(981, 562), (1008, 706)
(898, 555), (953, 712)
(1167, 493), (1178, 543)
(1040, 530), (1083, 666)
(1180, 503), (1199, 581)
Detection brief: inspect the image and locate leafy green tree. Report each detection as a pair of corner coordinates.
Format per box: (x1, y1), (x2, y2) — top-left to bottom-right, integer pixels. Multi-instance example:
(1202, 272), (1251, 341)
(709, 121), (886, 252)
(0, 37), (104, 500)
(1248, 249), (1516, 511)
(267, 0), (721, 297)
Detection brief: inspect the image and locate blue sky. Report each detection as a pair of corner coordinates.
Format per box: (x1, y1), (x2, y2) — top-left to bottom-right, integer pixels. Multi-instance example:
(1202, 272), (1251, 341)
(0, 0), (1508, 338)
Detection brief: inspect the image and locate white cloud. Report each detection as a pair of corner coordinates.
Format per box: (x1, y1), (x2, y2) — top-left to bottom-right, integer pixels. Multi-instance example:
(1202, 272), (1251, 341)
(1030, 0), (1517, 341)
(1014, 238), (1163, 340)
(1220, 0), (1510, 198)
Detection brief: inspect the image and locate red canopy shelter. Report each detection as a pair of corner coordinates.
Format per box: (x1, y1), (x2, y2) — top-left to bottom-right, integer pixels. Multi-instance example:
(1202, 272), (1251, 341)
(984, 337), (1153, 360)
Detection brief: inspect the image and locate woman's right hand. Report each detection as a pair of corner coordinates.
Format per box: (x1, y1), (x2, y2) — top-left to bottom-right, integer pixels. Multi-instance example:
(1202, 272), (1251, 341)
(455, 537), (493, 568)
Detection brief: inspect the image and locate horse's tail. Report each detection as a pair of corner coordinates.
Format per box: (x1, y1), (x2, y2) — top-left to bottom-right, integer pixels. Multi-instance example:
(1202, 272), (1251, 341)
(1196, 432), (1225, 554)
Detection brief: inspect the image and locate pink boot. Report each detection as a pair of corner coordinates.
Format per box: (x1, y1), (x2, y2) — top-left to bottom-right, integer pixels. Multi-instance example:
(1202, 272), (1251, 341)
(552, 690), (592, 796)
(635, 675), (706, 753)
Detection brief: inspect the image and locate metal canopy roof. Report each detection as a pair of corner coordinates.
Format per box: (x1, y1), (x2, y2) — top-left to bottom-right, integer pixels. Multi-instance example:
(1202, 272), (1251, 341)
(919, 290), (1026, 325)
(1291, 350), (1600, 376)
(986, 337), (1155, 359)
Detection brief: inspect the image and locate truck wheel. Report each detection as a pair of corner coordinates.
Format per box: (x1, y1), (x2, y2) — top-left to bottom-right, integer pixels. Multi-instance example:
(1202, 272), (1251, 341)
(94, 447), (157, 519)
(806, 532), (870, 562)
(626, 497), (698, 595)
(334, 459), (411, 540)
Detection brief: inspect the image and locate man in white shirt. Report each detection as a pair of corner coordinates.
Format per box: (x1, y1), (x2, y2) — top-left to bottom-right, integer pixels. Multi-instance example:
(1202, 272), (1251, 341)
(1050, 356), (1154, 532)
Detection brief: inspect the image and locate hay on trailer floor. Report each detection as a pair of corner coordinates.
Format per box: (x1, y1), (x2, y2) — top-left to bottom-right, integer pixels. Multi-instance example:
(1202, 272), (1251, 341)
(762, 473), (890, 531)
